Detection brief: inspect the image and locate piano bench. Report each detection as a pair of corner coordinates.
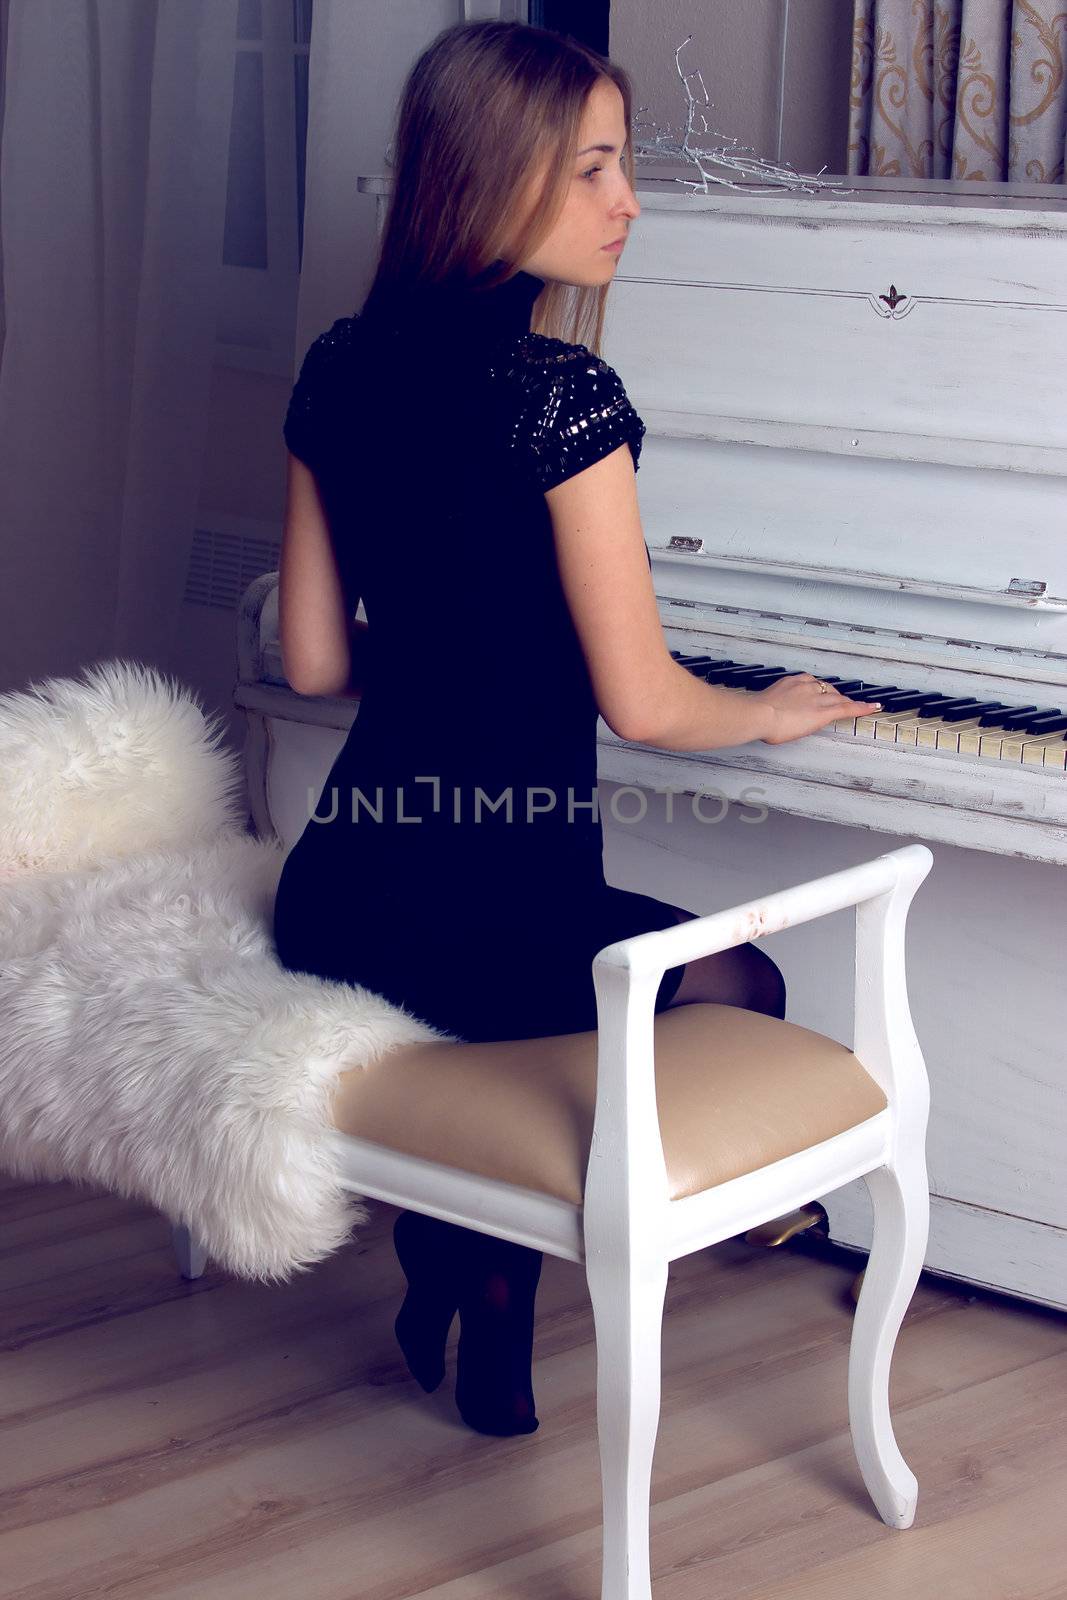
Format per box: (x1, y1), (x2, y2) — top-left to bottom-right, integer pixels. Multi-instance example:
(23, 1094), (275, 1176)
(328, 1001), (889, 1207)
(177, 841), (932, 1600)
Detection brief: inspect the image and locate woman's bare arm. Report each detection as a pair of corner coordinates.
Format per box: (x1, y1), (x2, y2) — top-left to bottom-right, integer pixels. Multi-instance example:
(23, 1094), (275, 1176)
(278, 452), (367, 697)
(544, 443), (880, 749)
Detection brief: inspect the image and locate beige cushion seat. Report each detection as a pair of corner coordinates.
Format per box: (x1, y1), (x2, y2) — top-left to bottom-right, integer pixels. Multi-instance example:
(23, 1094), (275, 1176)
(329, 1001), (888, 1206)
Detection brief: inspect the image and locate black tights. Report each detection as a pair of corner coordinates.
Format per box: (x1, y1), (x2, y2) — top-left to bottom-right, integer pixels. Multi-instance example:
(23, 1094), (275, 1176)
(392, 1209), (542, 1435)
(393, 946), (787, 1436)
(674, 939), (788, 1020)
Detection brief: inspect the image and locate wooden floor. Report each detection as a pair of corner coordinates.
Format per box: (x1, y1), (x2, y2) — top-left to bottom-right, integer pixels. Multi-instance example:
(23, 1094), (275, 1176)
(2, 1174), (1065, 1600)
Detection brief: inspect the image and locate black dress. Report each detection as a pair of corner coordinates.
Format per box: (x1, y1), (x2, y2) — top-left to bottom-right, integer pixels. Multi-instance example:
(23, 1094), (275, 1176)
(272, 266), (685, 1043)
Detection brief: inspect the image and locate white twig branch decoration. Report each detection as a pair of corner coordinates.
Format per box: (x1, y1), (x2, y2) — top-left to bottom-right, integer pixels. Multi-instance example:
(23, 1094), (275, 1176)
(631, 35), (853, 196)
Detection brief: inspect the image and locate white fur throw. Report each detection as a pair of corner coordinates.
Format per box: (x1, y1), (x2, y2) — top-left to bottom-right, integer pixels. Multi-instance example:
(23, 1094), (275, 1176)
(0, 657), (248, 872)
(0, 660), (453, 1282)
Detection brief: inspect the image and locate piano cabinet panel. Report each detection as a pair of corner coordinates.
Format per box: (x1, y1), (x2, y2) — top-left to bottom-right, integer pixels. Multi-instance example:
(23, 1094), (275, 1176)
(811, 1183), (1067, 1313)
(621, 267), (1067, 455)
(613, 192), (1067, 456)
(599, 780), (1067, 1313)
(635, 436), (1067, 622)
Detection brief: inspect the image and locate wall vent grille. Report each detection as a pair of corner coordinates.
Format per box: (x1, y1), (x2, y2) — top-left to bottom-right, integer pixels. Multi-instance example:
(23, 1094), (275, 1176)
(185, 527), (281, 611)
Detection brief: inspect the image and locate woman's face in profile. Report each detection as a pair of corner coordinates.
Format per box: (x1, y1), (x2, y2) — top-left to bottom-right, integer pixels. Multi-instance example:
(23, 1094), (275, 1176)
(521, 78), (641, 290)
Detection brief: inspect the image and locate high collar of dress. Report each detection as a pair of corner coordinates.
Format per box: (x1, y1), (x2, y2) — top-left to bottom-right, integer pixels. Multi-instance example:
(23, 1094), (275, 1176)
(362, 264), (545, 346)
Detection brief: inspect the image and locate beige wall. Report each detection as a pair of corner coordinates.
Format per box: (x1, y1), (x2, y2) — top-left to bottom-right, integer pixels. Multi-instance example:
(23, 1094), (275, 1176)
(611, 1), (854, 180)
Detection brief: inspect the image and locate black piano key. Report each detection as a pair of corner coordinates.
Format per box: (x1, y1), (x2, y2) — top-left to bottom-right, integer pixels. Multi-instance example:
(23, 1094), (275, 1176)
(915, 697), (979, 718)
(872, 691), (945, 712)
(1021, 713), (1067, 735)
(683, 659), (740, 677)
(735, 666), (790, 686)
(703, 663), (767, 684)
(813, 676), (868, 691)
(994, 705), (1060, 732)
(855, 687), (906, 707)
(726, 665), (787, 687)
(822, 683), (899, 703)
(851, 684), (899, 701)
(977, 704), (1037, 728)
(745, 670), (805, 687)
(999, 707), (1066, 734)
(938, 700), (1011, 723)
(679, 658), (739, 674)
(803, 674), (874, 692)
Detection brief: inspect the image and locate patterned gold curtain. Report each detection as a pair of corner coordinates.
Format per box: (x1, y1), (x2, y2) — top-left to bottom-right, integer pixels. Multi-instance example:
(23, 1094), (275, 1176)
(848, 0), (1066, 181)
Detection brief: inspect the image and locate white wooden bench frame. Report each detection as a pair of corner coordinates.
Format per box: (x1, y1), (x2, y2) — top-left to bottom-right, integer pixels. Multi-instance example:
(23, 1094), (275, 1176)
(175, 840), (933, 1600)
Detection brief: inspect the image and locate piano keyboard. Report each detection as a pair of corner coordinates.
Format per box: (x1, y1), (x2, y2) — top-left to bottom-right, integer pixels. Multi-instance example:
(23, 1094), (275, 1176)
(669, 653), (1067, 771)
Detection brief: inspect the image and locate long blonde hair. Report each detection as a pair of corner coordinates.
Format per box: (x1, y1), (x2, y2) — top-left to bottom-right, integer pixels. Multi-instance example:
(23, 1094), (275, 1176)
(363, 18), (637, 355)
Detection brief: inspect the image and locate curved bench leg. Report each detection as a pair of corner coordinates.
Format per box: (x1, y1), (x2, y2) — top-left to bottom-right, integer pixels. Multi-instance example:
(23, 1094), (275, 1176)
(172, 1222), (208, 1280)
(847, 1154), (929, 1527)
(585, 1248), (669, 1600)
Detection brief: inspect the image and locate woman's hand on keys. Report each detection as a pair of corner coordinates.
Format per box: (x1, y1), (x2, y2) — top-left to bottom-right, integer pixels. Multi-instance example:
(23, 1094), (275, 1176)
(756, 673), (883, 746)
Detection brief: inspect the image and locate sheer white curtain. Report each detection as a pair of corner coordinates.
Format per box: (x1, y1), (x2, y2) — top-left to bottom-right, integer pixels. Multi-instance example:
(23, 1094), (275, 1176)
(0, 0), (237, 693)
(293, 0), (458, 363)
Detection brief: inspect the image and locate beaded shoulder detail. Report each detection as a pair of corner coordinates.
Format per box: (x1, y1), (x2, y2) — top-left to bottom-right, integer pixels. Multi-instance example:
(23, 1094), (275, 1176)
(487, 333), (647, 494)
(282, 315), (362, 472)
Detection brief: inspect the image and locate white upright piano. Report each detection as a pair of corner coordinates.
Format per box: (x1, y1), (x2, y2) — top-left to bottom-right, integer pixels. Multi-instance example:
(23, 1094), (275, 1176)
(241, 174), (1067, 1312)
(597, 175), (1067, 1312)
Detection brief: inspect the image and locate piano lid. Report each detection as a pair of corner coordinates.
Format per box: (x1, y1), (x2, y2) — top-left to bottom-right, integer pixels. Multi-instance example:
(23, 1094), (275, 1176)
(600, 177), (1067, 651)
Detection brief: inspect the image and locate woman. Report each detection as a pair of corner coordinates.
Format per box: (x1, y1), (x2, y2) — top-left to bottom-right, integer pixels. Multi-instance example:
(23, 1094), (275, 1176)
(273, 19), (880, 1439)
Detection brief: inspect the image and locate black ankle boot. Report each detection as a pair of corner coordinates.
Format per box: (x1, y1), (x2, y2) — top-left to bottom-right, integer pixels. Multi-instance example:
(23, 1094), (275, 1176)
(392, 1210), (469, 1392)
(454, 1233), (543, 1437)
